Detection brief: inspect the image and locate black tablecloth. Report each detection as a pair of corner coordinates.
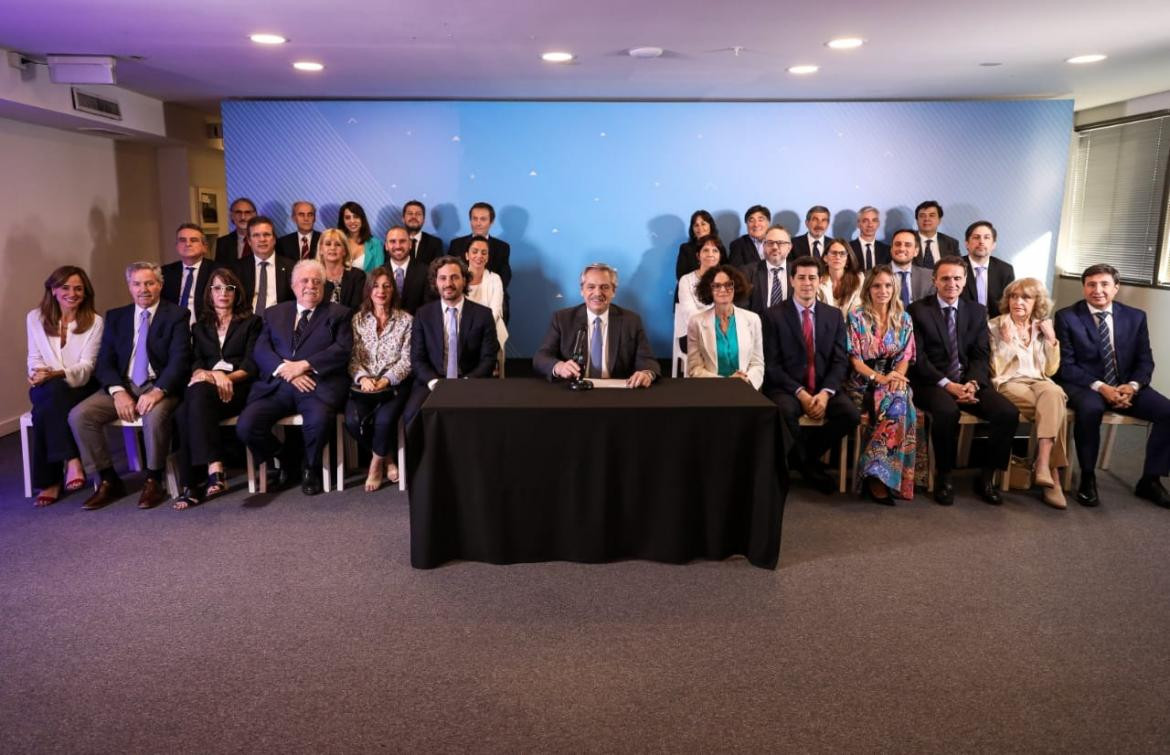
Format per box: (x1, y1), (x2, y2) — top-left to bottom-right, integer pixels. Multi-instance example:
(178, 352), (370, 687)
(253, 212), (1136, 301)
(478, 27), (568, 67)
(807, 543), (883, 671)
(406, 378), (787, 569)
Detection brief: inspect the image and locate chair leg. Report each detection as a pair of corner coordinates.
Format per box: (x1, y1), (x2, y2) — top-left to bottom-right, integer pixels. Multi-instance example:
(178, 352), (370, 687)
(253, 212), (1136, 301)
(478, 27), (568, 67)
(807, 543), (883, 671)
(838, 434), (848, 493)
(957, 422), (974, 468)
(334, 415), (345, 492)
(246, 446), (257, 494)
(21, 419), (34, 498)
(1099, 423), (1117, 470)
(165, 454), (179, 497)
(397, 419), (407, 492)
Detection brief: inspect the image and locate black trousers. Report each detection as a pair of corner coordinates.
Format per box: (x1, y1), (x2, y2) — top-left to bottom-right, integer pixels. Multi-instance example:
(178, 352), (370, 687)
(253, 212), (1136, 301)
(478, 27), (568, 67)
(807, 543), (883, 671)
(237, 384), (339, 470)
(768, 389), (860, 466)
(345, 383), (412, 458)
(174, 380), (249, 486)
(914, 383), (1019, 476)
(1065, 384), (1170, 478)
(29, 378), (95, 488)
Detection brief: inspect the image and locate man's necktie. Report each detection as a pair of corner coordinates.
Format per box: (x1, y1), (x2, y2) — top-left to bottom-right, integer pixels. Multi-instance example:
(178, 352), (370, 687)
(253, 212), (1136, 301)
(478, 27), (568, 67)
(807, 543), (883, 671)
(923, 239), (934, 267)
(255, 261), (269, 319)
(813, 239), (821, 258)
(131, 310), (150, 385)
(899, 271), (911, 308)
(589, 316), (603, 378)
(300, 236), (310, 259)
(179, 266), (195, 311)
(945, 306), (962, 381)
(411, 238), (418, 259)
(865, 243), (873, 270)
(1096, 312), (1118, 385)
(242, 237), (252, 258)
(445, 307), (459, 379)
(802, 307), (816, 393)
(395, 267), (405, 294)
(769, 268), (782, 307)
(293, 308), (311, 351)
(975, 266), (987, 306)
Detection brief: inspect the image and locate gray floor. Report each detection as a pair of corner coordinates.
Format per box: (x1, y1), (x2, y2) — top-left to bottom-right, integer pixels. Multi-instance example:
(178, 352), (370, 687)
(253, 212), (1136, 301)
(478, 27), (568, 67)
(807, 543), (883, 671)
(1, 427), (1167, 753)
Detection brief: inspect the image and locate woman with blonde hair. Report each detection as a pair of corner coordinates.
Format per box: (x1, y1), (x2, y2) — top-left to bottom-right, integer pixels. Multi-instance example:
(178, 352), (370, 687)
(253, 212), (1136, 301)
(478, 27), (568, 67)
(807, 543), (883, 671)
(319, 227), (366, 310)
(989, 277), (1068, 508)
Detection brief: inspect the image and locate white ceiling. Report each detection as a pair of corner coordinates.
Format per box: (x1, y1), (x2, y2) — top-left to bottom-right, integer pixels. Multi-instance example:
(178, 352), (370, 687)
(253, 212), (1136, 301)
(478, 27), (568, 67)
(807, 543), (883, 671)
(2, 0), (1169, 111)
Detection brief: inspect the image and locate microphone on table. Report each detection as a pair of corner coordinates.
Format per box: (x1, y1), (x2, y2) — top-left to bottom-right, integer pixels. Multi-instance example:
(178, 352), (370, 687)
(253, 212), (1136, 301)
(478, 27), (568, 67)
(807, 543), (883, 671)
(569, 327), (593, 391)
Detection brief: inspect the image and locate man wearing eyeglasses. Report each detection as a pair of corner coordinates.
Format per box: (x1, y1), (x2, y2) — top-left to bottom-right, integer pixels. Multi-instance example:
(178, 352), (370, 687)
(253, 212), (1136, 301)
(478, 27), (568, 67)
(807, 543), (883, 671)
(162, 223), (221, 323)
(741, 225), (793, 318)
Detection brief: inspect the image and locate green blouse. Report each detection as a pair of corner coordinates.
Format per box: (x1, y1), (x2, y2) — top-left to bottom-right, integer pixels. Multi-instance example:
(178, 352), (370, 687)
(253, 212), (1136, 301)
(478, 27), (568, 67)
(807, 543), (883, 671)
(715, 312), (739, 377)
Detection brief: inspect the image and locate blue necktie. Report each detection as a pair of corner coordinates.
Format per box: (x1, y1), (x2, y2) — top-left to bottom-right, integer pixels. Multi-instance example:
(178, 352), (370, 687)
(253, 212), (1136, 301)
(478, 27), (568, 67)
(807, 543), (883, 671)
(923, 239), (934, 267)
(975, 266), (987, 306)
(1096, 312), (1118, 385)
(445, 307), (459, 379)
(769, 268), (782, 306)
(395, 266), (405, 295)
(589, 316), (603, 378)
(899, 272), (911, 308)
(945, 306), (962, 381)
(179, 266), (195, 311)
(131, 310), (150, 385)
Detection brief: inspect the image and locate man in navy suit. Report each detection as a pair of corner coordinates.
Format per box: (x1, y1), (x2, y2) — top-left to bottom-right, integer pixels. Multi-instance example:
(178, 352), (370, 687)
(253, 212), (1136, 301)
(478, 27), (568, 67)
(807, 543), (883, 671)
(404, 256), (500, 426)
(1055, 264), (1170, 507)
(762, 255), (859, 493)
(960, 220), (1015, 317)
(69, 262), (191, 510)
(215, 197), (256, 261)
(230, 216), (294, 318)
(740, 224), (793, 318)
(402, 200), (445, 265)
(791, 205), (831, 260)
(236, 259), (354, 495)
(162, 223), (220, 323)
(727, 205), (771, 267)
(851, 206), (891, 271)
(534, 262), (659, 387)
(914, 200), (960, 269)
(909, 256), (1019, 505)
(275, 201), (322, 261)
(384, 225), (434, 315)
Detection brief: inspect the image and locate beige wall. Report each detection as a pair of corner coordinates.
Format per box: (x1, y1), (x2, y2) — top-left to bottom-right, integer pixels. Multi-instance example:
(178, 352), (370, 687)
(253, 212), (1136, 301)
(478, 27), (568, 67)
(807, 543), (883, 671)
(0, 117), (162, 434)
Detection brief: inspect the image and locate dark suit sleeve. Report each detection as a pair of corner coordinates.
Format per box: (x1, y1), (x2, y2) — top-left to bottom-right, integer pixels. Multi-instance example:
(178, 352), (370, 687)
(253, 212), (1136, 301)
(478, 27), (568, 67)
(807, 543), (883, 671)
(1128, 308), (1155, 386)
(763, 310), (801, 395)
(412, 311), (441, 385)
(628, 313), (660, 377)
(823, 314), (849, 393)
(675, 243), (694, 280)
(467, 306), (500, 378)
(237, 316), (263, 379)
(305, 307), (354, 378)
(909, 304), (946, 386)
(532, 312), (566, 379)
(154, 309), (192, 396)
(1054, 308), (1095, 389)
(95, 309), (125, 390)
(961, 305), (991, 387)
(495, 240), (512, 289)
(253, 318), (281, 378)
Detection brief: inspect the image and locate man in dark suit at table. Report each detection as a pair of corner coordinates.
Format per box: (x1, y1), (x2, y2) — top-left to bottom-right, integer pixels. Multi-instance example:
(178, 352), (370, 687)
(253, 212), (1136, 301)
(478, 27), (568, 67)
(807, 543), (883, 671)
(1055, 263), (1170, 507)
(762, 255), (858, 493)
(404, 256), (499, 426)
(215, 197), (257, 261)
(402, 199), (444, 265)
(727, 205), (771, 267)
(851, 206), (891, 271)
(741, 224), (792, 318)
(68, 262), (191, 510)
(275, 200), (322, 261)
(534, 262), (659, 388)
(230, 216), (294, 319)
(383, 225), (432, 315)
(909, 255), (1019, 506)
(960, 220), (1015, 317)
(162, 223), (221, 323)
(236, 259), (354, 495)
(914, 200), (960, 269)
(890, 229), (935, 307)
(791, 205), (831, 260)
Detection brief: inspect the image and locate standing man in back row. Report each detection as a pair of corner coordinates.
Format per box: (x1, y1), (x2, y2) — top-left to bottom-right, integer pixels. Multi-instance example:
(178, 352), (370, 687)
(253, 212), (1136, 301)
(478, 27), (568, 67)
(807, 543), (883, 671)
(215, 197), (257, 261)
(728, 205), (771, 267)
(402, 200), (444, 265)
(851, 206), (891, 271)
(960, 220), (1014, 317)
(914, 200), (959, 269)
(276, 200), (322, 261)
(448, 202), (512, 321)
(791, 205), (831, 260)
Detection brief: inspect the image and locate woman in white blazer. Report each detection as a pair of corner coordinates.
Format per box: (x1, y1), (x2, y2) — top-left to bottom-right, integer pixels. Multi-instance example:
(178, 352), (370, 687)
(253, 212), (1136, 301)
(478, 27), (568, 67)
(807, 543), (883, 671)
(673, 234), (726, 357)
(686, 265), (765, 389)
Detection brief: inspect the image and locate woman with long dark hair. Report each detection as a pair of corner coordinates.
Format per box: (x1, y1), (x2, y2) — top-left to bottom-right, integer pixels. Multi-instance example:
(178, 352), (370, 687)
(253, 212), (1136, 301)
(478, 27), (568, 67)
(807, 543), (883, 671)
(337, 201), (385, 274)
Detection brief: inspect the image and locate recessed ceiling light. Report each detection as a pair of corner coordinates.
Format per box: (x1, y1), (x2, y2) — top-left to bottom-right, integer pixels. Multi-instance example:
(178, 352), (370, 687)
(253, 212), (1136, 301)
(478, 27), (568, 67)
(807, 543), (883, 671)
(628, 47), (664, 59)
(1066, 54), (1106, 64)
(826, 37), (864, 50)
(250, 33), (287, 45)
(787, 64), (819, 75)
(293, 61), (324, 72)
(541, 51), (574, 63)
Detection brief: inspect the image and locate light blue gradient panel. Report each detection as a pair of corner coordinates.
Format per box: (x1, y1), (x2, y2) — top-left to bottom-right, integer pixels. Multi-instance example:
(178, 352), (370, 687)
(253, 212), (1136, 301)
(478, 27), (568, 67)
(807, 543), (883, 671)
(223, 100), (1073, 356)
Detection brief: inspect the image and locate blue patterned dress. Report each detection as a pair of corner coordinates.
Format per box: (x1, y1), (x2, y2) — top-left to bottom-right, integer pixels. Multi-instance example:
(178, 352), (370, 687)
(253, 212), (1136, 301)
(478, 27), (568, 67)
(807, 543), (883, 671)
(845, 308), (917, 499)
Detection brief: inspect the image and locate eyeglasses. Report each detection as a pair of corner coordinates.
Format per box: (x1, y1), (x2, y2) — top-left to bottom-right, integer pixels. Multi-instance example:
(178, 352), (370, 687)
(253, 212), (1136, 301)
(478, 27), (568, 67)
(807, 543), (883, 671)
(825, 249), (848, 257)
(711, 282), (736, 291)
(764, 240), (792, 248)
(210, 285), (238, 293)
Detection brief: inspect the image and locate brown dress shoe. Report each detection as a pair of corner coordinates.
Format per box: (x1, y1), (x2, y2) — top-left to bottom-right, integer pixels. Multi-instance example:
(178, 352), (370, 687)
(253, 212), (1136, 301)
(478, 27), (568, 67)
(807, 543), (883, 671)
(82, 479), (126, 510)
(138, 478), (167, 509)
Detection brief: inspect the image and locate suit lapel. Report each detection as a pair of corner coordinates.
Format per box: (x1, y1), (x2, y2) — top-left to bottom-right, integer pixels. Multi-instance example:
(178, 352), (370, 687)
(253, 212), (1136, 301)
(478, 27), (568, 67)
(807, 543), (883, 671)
(607, 306), (622, 374)
(702, 311), (717, 364)
(733, 310), (750, 370)
(1074, 301), (1106, 365)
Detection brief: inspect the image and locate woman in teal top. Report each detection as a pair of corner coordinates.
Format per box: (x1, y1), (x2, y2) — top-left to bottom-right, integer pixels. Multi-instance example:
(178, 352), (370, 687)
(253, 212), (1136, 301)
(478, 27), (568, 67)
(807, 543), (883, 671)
(338, 201), (385, 273)
(715, 309), (739, 376)
(685, 265), (765, 389)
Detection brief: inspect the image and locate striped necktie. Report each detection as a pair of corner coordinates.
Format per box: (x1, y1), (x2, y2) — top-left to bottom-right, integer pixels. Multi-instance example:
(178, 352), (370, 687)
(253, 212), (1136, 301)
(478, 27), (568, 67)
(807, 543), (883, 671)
(1096, 312), (1118, 385)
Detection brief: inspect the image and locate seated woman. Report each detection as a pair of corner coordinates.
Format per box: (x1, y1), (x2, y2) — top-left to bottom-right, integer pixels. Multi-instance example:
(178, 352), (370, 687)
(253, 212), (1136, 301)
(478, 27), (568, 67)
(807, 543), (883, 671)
(26, 266), (102, 506)
(685, 264), (764, 389)
(844, 265), (917, 504)
(338, 201), (385, 274)
(463, 235), (508, 376)
(675, 209), (717, 280)
(674, 234), (725, 358)
(989, 278), (1068, 509)
(319, 228), (366, 311)
(346, 267), (413, 491)
(173, 268), (262, 509)
(819, 238), (863, 314)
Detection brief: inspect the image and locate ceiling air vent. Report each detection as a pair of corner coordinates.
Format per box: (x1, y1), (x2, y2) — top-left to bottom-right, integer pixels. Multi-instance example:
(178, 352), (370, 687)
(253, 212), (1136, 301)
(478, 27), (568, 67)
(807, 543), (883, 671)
(71, 88), (122, 121)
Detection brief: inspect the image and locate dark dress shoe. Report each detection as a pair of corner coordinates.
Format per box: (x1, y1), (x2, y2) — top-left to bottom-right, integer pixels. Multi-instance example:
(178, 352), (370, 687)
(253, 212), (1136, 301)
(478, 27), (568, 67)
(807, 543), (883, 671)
(933, 477), (955, 506)
(82, 479), (126, 510)
(301, 470), (323, 496)
(974, 476), (1003, 505)
(1135, 477), (1170, 508)
(138, 478), (167, 509)
(1076, 477), (1100, 507)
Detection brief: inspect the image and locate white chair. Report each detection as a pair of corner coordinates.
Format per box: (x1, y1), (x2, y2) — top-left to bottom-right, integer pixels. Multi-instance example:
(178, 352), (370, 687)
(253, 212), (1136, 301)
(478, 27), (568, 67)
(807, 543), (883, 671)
(1065, 410), (1152, 487)
(798, 415), (849, 493)
(925, 411), (996, 492)
(671, 303), (685, 377)
(343, 417), (407, 492)
(245, 414), (345, 494)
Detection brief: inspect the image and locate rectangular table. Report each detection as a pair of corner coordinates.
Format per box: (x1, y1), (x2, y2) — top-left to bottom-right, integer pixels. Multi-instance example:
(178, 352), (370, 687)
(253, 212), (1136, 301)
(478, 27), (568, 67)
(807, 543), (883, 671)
(405, 378), (787, 569)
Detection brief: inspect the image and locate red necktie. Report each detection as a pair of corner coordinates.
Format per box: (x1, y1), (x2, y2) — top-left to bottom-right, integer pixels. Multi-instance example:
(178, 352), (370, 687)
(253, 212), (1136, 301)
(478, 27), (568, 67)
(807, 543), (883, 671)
(242, 237), (252, 258)
(300, 236), (309, 259)
(802, 307), (816, 393)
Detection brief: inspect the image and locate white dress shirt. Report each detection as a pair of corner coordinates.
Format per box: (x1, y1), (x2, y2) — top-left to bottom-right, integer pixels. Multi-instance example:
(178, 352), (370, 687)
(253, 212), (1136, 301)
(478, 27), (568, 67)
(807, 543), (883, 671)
(1087, 303), (1140, 392)
(253, 254), (279, 312)
(111, 302), (160, 394)
(587, 308), (610, 379)
(26, 310), (104, 387)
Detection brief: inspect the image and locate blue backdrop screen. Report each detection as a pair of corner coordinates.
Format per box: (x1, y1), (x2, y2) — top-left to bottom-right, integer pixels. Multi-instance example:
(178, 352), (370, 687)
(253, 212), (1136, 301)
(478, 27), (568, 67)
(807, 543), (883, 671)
(223, 100), (1073, 356)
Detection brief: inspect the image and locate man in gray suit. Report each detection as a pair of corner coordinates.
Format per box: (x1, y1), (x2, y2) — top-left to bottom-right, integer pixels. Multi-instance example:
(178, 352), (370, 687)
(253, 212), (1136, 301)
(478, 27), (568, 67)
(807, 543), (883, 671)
(889, 229), (935, 308)
(533, 263), (659, 388)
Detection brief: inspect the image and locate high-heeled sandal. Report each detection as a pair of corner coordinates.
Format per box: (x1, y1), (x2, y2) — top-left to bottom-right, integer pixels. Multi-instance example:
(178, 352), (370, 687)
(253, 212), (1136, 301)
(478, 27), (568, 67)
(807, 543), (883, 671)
(35, 489), (60, 507)
(204, 471), (228, 499)
(64, 476), (87, 493)
(172, 486), (204, 510)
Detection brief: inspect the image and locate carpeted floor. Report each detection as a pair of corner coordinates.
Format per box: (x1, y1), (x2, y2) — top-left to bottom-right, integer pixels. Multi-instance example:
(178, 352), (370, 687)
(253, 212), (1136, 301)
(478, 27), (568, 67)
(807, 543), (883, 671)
(1, 426), (1168, 753)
